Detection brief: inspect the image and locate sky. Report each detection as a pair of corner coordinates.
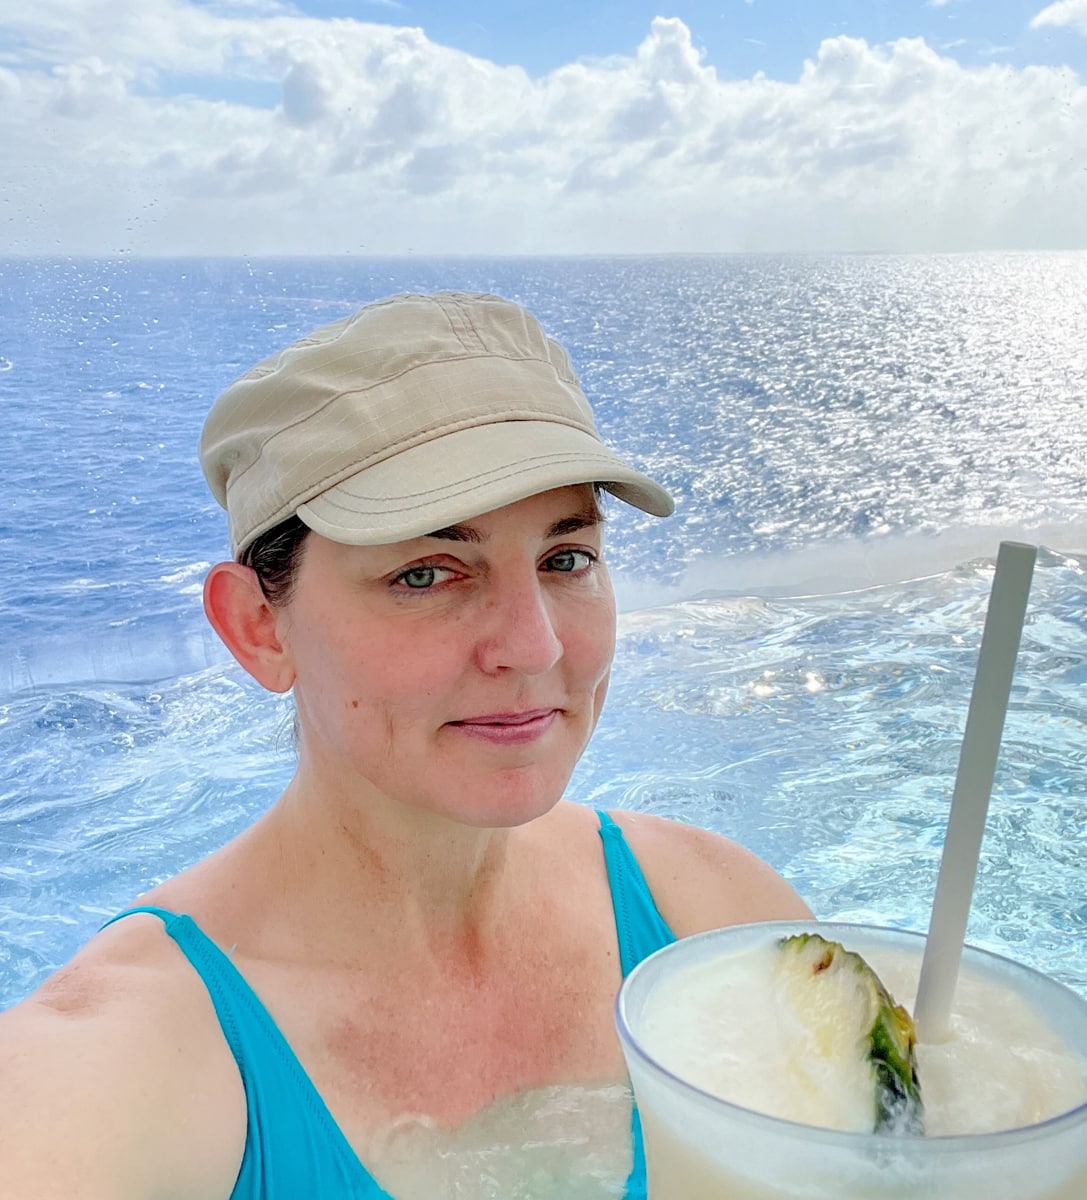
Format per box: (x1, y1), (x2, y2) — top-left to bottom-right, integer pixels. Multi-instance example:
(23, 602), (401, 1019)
(1, 0), (1086, 255)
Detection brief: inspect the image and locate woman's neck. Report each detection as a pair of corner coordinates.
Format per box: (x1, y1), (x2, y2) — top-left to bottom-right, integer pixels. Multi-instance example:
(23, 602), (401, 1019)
(229, 765), (561, 971)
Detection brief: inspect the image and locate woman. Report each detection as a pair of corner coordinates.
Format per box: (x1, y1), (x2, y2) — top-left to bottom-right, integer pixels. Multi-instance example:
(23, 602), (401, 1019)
(0, 292), (810, 1198)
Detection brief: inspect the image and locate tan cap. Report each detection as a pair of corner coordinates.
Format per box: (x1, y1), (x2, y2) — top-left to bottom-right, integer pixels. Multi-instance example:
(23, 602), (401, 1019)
(199, 291), (674, 556)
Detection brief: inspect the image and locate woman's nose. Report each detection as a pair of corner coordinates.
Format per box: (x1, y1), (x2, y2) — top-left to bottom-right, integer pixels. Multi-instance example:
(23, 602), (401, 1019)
(474, 576), (563, 676)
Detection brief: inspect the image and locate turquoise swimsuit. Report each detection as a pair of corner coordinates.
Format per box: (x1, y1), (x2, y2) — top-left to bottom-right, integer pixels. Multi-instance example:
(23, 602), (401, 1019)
(102, 810), (676, 1199)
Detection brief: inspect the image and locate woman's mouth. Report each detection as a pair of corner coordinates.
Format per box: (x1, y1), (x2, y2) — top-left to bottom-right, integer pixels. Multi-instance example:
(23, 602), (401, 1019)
(447, 709), (559, 745)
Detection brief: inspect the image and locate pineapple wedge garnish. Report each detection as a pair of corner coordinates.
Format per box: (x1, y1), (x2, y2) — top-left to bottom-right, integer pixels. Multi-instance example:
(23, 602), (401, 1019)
(774, 933), (924, 1135)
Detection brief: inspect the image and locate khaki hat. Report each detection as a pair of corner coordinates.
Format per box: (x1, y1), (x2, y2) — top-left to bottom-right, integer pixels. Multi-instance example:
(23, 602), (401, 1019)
(200, 291), (674, 556)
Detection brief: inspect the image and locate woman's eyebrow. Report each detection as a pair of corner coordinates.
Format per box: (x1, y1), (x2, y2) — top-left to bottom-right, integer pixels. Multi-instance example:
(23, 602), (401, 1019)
(424, 509), (602, 543)
(424, 523), (484, 543)
(546, 511), (602, 538)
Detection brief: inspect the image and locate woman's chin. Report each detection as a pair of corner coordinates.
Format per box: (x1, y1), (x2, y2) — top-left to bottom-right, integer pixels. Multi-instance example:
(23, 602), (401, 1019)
(426, 776), (570, 831)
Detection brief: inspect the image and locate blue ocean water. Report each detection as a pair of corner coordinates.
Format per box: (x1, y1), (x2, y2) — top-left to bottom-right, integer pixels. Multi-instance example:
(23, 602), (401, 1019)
(1, 253), (1085, 1009)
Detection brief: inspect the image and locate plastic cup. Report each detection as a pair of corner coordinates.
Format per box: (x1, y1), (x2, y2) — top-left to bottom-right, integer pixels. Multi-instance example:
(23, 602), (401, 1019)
(616, 922), (1087, 1199)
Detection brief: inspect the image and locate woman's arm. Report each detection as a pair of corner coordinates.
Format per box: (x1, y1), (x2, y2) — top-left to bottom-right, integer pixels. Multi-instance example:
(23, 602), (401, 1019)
(0, 929), (245, 1200)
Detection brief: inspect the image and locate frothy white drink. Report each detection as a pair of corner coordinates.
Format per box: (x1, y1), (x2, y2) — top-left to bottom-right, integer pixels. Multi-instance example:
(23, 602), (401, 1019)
(617, 923), (1087, 1200)
(639, 939), (1087, 1135)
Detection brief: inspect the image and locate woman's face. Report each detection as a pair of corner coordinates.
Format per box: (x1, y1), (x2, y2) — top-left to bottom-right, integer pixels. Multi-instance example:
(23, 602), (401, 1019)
(275, 484), (616, 827)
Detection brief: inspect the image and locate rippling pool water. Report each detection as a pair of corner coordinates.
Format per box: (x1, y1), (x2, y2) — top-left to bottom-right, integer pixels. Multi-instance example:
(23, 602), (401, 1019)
(1, 253), (1085, 1009)
(3, 545), (1084, 1007)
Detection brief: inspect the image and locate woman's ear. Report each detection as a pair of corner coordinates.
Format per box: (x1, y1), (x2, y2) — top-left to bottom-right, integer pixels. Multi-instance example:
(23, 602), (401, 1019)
(203, 562), (295, 693)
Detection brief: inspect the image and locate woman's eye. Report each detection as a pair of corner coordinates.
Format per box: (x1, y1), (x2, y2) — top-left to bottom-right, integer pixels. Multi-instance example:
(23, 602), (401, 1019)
(544, 549), (595, 573)
(395, 564), (453, 590)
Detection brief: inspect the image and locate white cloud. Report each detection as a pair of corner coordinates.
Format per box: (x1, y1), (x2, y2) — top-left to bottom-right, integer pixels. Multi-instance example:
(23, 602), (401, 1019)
(0, 5), (1084, 254)
(1031, 0), (1087, 32)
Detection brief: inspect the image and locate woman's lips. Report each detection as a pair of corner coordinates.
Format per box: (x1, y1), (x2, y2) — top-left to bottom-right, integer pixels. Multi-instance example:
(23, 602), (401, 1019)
(448, 709), (559, 745)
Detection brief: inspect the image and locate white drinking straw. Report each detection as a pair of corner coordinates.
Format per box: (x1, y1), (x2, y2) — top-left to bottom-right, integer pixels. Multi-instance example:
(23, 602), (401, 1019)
(913, 541), (1037, 1043)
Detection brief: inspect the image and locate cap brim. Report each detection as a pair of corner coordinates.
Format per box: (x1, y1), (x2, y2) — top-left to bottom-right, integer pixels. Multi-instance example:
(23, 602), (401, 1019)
(296, 420), (674, 546)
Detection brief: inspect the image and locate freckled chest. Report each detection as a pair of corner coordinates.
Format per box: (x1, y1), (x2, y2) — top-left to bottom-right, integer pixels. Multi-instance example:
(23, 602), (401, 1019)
(249, 916), (626, 1148)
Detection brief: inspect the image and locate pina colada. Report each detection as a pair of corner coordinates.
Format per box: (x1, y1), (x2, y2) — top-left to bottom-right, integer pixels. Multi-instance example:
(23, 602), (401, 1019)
(617, 923), (1087, 1200)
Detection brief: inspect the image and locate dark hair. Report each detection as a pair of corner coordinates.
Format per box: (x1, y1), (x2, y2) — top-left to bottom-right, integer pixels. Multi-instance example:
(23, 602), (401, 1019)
(237, 483), (609, 606)
(238, 514), (311, 606)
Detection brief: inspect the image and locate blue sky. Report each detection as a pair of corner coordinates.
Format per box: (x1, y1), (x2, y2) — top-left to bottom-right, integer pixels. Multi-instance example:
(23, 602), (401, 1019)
(1, 0), (1085, 254)
(289, 0), (1084, 78)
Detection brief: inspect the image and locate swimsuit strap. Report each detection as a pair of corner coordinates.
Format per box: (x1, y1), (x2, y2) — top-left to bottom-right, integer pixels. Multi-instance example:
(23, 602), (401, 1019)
(596, 810), (677, 1200)
(596, 810), (677, 977)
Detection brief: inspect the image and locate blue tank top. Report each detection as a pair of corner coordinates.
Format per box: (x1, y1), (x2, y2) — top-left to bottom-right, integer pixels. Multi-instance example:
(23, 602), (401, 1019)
(101, 810), (676, 1198)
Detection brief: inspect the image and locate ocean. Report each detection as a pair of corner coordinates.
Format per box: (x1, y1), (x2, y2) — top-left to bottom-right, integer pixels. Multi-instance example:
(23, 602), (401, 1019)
(1, 252), (1085, 1011)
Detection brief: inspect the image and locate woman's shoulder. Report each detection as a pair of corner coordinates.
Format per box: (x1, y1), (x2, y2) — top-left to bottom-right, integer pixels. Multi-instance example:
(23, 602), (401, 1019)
(0, 912), (245, 1199)
(602, 808), (814, 937)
